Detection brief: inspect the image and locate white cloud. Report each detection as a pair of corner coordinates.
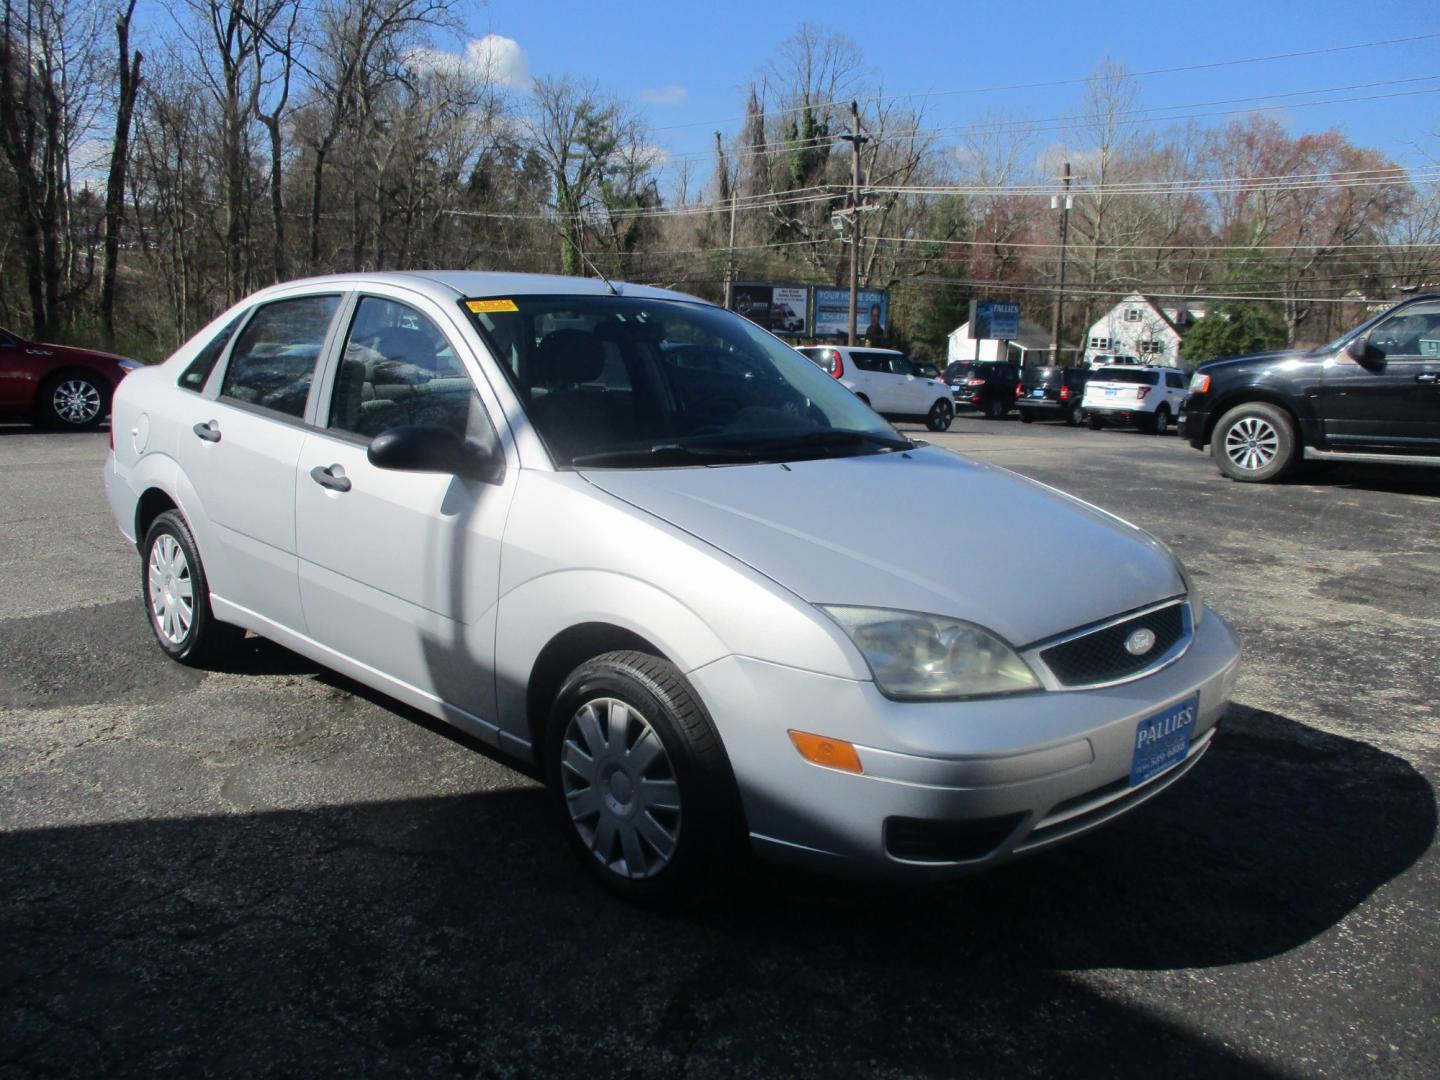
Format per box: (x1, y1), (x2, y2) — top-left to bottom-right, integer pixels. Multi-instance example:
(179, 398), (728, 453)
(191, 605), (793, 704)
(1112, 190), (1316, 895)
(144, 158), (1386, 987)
(640, 85), (687, 107)
(408, 34), (531, 89)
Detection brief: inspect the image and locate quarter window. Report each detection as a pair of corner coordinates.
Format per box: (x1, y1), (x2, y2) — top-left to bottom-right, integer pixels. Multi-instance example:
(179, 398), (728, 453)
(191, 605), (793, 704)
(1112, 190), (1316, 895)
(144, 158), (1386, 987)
(1166, 372), (1185, 388)
(179, 313), (246, 393)
(329, 296), (497, 452)
(220, 295), (340, 418)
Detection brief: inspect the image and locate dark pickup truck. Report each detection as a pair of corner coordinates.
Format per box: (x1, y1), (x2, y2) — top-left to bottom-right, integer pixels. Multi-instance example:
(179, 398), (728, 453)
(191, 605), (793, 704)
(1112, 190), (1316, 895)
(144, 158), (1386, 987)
(1180, 294), (1440, 482)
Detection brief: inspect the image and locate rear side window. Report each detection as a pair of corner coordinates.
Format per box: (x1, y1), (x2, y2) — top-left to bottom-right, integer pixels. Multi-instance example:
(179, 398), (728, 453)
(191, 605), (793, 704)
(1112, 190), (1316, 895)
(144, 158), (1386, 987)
(178, 313), (246, 393)
(1166, 371), (1185, 388)
(850, 351), (889, 373)
(798, 347), (838, 375)
(220, 295), (340, 418)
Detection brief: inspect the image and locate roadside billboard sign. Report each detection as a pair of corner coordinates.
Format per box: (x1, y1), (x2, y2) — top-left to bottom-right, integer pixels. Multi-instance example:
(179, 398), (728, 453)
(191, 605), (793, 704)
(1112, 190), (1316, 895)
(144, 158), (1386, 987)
(730, 283), (811, 336)
(813, 287), (890, 342)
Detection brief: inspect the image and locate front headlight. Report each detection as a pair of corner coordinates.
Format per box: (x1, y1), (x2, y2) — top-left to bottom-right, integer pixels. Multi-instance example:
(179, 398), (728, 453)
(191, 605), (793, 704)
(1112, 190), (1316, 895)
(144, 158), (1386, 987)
(117, 358), (143, 372)
(822, 606), (1040, 699)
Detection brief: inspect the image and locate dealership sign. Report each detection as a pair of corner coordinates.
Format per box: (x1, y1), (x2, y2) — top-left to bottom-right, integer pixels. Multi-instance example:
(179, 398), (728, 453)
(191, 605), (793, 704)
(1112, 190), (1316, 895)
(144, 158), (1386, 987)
(969, 300), (1021, 340)
(730, 283), (810, 336)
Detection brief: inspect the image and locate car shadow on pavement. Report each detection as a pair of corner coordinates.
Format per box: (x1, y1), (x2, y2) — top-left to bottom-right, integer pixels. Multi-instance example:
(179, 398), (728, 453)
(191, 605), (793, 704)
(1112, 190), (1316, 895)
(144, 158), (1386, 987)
(1288, 461), (1440, 495)
(2, 702), (1430, 1076)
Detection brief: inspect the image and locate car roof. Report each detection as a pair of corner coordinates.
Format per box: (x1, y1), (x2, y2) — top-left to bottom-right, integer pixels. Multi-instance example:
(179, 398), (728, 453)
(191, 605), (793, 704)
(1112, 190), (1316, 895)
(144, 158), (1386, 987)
(245, 270), (714, 307)
(1092, 364), (1163, 371)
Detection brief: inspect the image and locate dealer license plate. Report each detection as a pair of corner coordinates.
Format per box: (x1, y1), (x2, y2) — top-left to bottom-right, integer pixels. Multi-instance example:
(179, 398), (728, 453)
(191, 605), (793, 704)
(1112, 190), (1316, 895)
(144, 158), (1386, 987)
(1129, 695), (1198, 786)
(1031, 388), (1046, 397)
(1104, 387), (1117, 397)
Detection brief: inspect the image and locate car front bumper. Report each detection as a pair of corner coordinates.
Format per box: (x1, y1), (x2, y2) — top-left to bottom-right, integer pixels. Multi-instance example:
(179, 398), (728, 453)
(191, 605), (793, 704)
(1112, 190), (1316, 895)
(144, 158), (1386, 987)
(686, 608), (1241, 879)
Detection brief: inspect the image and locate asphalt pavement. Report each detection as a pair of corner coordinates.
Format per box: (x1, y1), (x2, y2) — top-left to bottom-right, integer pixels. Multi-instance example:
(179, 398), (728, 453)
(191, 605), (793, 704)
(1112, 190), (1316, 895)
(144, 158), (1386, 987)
(1, 415), (1437, 1078)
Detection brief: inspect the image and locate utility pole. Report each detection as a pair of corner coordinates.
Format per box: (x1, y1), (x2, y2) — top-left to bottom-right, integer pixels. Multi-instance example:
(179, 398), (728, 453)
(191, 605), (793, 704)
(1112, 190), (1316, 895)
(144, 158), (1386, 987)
(1050, 161), (1072, 366)
(838, 101), (869, 346)
(718, 131), (737, 311)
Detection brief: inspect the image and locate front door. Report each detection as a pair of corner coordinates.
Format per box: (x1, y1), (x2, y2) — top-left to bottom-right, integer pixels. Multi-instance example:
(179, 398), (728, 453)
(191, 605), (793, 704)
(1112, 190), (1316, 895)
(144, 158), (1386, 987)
(294, 293), (517, 728)
(1322, 301), (1440, 451)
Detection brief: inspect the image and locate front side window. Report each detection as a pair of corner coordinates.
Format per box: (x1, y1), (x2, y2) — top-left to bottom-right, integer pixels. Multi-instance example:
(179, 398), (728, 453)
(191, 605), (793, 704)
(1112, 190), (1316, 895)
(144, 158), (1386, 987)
(464, 295), (902, 468)
(220, 295), (340, 418)
(329, 296), (497, 453)
(1368, 302), (1440, 361)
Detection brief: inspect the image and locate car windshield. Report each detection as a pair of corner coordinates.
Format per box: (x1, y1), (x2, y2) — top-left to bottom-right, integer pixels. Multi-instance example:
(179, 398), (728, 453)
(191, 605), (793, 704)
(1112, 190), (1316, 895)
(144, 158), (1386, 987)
(465, 294), (906, 468)
(1092, 368), (1159, 385)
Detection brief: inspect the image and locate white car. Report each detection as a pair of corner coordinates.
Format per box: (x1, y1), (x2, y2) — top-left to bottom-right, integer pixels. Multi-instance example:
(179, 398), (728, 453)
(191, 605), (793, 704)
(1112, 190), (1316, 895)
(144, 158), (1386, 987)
(796, 345), (954, 431)
(104, 272), (1239, 901)
(1082, 364), (1190, 434)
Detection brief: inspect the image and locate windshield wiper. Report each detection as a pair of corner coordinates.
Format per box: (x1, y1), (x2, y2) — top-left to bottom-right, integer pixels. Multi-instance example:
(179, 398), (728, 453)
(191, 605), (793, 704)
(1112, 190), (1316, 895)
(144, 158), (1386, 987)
(570, 443), (766, 468)
(755, 429), (912, 454)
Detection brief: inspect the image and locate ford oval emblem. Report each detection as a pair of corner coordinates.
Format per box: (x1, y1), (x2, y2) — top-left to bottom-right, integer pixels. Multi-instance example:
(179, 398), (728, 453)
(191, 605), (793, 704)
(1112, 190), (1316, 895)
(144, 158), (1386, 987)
(1125, 628), (1157, 656)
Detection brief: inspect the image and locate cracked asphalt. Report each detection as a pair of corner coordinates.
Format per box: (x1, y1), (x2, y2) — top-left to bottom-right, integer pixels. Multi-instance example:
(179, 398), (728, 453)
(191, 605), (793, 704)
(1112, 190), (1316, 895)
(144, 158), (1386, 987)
(1, 416), (1437, 1078)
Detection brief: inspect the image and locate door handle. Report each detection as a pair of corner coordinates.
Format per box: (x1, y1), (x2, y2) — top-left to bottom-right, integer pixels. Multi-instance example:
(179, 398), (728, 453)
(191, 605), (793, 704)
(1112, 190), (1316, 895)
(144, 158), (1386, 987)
(192, 420), (221, 443)
(1417, 372), (1438, 383)
(309, 464), (351, 492)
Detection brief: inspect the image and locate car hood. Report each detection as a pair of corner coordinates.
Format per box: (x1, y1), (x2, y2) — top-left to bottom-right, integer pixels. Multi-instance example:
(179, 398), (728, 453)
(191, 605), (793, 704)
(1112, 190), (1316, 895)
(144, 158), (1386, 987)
(580, 445), (1184, 647)
(1197, 350), (1309, 373)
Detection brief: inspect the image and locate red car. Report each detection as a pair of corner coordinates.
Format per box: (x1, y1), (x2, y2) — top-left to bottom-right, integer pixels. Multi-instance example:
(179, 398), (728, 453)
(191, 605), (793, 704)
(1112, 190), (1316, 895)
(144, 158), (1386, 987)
(0, 327), (141, 429)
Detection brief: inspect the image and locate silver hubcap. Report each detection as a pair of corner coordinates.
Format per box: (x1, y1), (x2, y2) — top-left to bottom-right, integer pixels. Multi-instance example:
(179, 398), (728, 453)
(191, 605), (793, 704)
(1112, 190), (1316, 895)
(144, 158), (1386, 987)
(560, 697), (681, 879)
(1224, 416), (1280, 471)
(147, 534), (195, 645)
(53, 379), (101, 424)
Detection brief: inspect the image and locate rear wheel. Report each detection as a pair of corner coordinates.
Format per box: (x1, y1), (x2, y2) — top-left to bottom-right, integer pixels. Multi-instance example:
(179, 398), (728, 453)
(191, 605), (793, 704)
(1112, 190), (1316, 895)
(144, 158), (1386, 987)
(1212, 402), (1298, 483)
(141, 511), (245, 665)
(1151, 406), (1171, 435)
(855, 393), (871, 409)
(925, 398), (954, 432)
(39, 372), (108, 430)
(1018, 409), (1034, 424)
(985, 398), (1007, 420)
(1065, 406), (1082, 427)
(1087, 412), (1103, 430)
(545, 651), (739, 903)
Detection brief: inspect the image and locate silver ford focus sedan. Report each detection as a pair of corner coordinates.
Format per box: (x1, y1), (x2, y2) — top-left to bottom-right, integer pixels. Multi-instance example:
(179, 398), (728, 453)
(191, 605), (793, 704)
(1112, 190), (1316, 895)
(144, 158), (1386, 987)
(104, 272), (1241, 900)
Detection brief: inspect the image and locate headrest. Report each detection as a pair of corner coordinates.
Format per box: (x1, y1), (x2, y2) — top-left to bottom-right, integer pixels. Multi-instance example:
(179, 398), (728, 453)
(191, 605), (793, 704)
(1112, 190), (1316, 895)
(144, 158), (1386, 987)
(372, 325), (437, 366)
(534, 329), (605, 386)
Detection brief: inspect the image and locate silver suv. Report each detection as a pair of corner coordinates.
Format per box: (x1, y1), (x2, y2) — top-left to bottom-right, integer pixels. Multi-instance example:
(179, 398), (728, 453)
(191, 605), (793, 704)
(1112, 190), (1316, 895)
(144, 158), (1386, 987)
(105, 272), (1239, 900)
(797, 345), (955, 431)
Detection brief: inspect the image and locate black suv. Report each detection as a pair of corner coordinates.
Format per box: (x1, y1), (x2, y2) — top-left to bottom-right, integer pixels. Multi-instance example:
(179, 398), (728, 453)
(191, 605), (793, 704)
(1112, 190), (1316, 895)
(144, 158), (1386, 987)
(945, 361), (1021, 419)
(1180, 294), (1440, 482)
(1017, 366), (1090, 425)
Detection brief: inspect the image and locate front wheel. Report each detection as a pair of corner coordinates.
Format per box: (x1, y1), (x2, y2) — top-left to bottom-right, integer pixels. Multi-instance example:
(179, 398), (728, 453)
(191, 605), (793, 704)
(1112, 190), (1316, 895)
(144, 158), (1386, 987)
(141, 511), (245, 665)
(545, 651), (739, 903)
(40, 372), (108, 430)
(925, 398), (954, 432)
(985, 398), (1007, 420)
(1212, 402), (1298, 482)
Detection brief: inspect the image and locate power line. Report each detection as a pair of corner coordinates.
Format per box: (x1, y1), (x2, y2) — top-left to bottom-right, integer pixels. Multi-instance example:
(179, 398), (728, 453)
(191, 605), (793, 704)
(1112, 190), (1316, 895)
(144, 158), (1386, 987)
(648, 32), (1440, 135)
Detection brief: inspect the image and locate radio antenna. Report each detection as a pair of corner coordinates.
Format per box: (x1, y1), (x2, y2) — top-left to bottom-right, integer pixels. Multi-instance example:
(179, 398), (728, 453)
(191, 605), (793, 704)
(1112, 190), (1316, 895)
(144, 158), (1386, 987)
(555, 222), (618, 296)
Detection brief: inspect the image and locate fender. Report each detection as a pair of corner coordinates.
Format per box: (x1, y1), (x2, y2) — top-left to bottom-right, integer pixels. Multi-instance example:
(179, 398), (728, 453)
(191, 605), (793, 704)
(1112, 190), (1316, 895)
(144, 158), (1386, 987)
(125, 451), (237, 603)
(493, 569), (732, 750)
(1202, 386), (1315, 446)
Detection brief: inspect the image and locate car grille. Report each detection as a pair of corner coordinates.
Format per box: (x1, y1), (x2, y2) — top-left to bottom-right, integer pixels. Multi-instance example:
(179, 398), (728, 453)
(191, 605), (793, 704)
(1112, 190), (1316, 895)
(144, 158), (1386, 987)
(1038, 601), (1188, 687)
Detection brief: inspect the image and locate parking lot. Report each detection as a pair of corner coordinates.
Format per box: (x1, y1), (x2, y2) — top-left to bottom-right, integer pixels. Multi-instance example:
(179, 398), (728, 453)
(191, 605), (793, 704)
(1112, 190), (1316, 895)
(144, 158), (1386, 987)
(2, 415), (1437, 1077)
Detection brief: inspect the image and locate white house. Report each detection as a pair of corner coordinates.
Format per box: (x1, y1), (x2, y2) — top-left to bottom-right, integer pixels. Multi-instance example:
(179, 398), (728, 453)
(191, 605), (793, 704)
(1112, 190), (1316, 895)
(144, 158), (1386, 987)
(1083, 294), (1206, 368)
(947, 317), (1054, 365)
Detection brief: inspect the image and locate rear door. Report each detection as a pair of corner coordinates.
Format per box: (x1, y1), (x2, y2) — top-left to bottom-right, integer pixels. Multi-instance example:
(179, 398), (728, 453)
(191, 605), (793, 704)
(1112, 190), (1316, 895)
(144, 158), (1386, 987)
(1322, 301), (1440, 451)
(178, 292), (344, 632)
(850, 351), (900, 410)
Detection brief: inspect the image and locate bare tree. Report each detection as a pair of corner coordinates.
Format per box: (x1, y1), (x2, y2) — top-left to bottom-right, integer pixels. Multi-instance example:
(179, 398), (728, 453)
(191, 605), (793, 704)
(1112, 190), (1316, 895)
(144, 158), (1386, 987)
(99, 0), (141, 345)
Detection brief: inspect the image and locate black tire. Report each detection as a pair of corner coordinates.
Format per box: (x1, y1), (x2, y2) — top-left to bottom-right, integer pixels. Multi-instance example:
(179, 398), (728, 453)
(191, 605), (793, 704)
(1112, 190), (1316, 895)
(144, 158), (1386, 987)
(1150, 406), (1171, 435)
(38, 371), (109, 430)
(1211, 401), (1298, 483)
(1065, 406), (1082, 427)
(1087, 412), (1103, 430)
(925, 398), (954, 432)
(544, 650), (741, 903)
(140, 510), (245, 665)
(984, 398), (1007, 420)
(1018, 409), (1034, 424)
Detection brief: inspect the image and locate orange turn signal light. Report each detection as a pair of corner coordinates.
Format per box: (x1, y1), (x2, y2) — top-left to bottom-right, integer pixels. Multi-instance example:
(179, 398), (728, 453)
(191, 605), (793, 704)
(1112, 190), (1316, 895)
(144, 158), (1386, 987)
(788, 730), (863, 774)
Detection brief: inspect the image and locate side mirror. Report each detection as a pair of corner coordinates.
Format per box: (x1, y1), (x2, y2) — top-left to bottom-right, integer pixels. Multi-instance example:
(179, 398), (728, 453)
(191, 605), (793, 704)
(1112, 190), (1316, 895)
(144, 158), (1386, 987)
(367, 424), (503, 483)
(1345, 335), (1372, 365)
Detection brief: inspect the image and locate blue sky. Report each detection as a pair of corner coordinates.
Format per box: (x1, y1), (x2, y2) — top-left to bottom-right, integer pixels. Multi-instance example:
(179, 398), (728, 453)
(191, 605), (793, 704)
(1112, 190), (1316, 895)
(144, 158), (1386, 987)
(450, 0), (1440, 188)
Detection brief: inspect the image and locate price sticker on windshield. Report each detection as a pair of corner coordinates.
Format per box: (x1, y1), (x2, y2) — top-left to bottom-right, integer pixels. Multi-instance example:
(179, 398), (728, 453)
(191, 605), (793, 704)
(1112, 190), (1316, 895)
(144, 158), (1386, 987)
(467, 298), (519, 314)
